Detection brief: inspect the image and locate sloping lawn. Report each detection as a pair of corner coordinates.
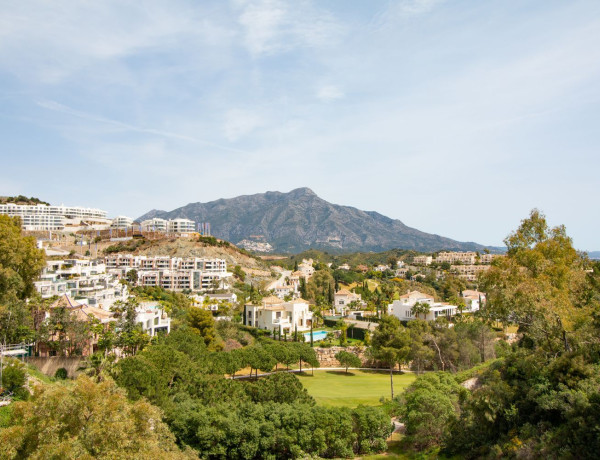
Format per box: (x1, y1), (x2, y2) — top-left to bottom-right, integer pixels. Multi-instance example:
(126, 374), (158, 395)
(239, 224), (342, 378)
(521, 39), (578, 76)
(296, 369), (416, 407)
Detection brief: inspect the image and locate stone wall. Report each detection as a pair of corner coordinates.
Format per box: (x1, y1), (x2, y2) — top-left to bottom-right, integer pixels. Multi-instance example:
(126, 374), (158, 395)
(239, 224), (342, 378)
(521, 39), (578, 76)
(314, 346), (369, 367)
(27, 356), (85, 379)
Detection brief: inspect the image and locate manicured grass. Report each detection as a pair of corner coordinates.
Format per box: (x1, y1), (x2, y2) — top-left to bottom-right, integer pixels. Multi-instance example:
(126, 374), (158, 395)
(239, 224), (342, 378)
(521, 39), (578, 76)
(296, 369), (416, 407)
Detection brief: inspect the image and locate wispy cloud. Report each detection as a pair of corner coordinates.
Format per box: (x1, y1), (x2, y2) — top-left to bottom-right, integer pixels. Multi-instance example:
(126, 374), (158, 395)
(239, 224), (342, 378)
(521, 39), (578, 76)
(233, 0), (345, 57)
(36, 100), (250, 155)
(317, 85), (344, 102)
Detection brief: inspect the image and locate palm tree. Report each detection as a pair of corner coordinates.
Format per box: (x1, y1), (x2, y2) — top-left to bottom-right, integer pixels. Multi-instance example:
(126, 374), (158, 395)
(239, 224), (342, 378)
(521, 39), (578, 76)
(412, 301), (431, 320)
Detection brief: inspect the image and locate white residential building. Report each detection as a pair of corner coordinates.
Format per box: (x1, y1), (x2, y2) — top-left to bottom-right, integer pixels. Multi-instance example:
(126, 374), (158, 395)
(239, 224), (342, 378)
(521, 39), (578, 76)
(451, 264), (490, 281)
(480, 253), (503, 264)
(413, 255), (433, 266)
(374, 264), (391, 272)
(461, 290), (486, 312)
(435, 251), (477, 265)
(111, 216), (134, 228)
(35, 259), (128, 309)
(141, 218), (168, 232)
(167, 218), (196, 233)
(0, 203), (111, 231)
(334, 289), (364, 314)
(298, 260), (315, 278)
(136, 302), (171, 336)
(387, 290), (457, 321)
(244, 296), (313, 334)
(105, 255), (231, 292)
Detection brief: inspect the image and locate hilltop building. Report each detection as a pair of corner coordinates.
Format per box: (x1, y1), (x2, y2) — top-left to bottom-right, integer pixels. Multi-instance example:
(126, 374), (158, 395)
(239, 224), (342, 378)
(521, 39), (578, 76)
(0, 203), (111, 231)
(140, 217), (195, 233)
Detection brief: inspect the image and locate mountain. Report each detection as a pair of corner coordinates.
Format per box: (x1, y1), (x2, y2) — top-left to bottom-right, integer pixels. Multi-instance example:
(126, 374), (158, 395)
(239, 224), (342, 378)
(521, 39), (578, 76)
(588, 251), (600, 260)
(137, 188), (495, 254)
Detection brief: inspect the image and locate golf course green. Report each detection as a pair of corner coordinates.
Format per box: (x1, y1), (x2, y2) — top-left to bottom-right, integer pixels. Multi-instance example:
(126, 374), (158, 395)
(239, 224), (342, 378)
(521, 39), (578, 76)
(296, 369), (416, 407)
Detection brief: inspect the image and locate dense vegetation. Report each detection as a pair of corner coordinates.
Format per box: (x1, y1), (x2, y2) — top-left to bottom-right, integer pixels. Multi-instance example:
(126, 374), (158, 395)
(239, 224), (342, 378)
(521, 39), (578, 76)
(111, 329), (393, 458)
(393, 210), (600, 458)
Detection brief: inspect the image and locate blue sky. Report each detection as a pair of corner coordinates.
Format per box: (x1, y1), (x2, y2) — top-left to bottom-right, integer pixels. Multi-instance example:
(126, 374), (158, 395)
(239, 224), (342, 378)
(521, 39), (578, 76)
(1, 0), (599, 250)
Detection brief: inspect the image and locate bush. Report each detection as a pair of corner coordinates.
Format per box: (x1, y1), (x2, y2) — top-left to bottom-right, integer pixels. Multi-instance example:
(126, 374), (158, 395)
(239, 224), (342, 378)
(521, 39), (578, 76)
(1, 361), (28, 400)
(54, 368), (68, 380)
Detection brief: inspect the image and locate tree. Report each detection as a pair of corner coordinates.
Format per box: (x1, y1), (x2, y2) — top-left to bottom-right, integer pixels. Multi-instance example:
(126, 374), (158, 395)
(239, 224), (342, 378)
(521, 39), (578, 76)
(335, 350), (362, 374)
(0, 375), (197, 459)
(187, 308), (216, 346)
(111, 299), (150, 356)
(126, 269), (138, 284)
(411, 301), (431, 320)
(0, 215), (46, 301)
(370, 315), (411, 399)
(400, 372), (465, 449)
(481, 209), (594, 354)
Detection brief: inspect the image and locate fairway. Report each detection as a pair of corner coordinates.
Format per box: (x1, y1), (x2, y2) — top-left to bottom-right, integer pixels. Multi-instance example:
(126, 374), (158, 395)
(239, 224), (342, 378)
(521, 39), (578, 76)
(296, 369), (416, 407)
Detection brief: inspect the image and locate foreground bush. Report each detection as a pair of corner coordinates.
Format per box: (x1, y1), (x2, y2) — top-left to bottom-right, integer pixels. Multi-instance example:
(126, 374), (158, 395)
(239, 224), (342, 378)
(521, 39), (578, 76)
(0, 375), (197, 459)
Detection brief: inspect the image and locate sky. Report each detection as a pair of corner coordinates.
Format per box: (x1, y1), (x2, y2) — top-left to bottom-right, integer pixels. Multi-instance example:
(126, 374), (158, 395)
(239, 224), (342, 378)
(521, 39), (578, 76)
(1, 0), (599, 250)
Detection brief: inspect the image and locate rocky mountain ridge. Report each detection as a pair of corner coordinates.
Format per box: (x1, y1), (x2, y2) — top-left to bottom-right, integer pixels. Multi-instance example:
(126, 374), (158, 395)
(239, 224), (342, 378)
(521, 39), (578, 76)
(138, 188), (494, 254)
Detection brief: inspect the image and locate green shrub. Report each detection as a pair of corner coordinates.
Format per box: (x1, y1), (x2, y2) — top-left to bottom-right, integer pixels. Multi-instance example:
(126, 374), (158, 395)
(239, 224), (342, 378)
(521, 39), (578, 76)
(54, 368), (68, 379)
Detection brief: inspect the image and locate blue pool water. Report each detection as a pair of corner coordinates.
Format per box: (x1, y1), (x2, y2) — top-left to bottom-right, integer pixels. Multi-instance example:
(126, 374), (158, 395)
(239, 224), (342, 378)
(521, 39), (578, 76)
(304, 330), (329, 342)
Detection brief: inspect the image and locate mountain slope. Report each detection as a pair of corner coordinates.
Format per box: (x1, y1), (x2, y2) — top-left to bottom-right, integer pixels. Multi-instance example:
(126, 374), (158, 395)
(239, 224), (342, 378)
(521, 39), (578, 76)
(137, 188), (491, 253)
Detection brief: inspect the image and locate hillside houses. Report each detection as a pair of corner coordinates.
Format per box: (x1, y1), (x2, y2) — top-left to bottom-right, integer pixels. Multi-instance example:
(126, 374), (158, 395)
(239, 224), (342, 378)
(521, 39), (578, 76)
(35, 259), (128, 309)
(36, 295), (170, 357)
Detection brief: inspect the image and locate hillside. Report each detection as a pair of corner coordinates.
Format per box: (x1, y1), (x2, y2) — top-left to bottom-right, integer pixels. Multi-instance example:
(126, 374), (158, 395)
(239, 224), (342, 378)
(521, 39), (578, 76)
(138, 188), (494, 254)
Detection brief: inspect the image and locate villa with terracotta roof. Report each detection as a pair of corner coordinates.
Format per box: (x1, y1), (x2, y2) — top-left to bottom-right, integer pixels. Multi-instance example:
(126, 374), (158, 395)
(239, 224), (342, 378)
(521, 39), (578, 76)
(243, 296), (313, 335)
(334, 289), (364, 314)
(461, 290), (486, 312)
(36, 294), (171, 356)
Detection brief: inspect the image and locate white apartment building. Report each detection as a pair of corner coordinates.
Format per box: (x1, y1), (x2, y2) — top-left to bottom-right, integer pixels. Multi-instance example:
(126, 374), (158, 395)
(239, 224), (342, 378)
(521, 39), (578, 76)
(387, 290), (457, 321)
(105, 255), (231, 292)
(244, 296), (313, 334)
(413, 255), (433, 266)
(35, 259), (128, 309)
(141, 218), (168, 232)
(111, 216), (134, 228)
(139, 217), (196, 233)
(0, 203), (110, 231)
(167, 218), (195, 233)
(480, 253), (503, 264)
(105, 255), (228, 273)
(435, 251), (477, 265)
(451, 264), (490, 281)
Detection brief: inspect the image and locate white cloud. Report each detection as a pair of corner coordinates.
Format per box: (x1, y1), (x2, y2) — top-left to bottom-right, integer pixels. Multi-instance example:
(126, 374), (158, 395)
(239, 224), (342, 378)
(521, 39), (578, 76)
(234, 0), (344, 57)
(223, 108), (264, 141)
(317, 85), (344, 102)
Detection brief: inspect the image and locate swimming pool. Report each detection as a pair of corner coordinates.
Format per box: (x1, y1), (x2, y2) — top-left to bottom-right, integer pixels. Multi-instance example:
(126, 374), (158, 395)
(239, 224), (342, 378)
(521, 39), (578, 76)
(304, 330), (330, 342)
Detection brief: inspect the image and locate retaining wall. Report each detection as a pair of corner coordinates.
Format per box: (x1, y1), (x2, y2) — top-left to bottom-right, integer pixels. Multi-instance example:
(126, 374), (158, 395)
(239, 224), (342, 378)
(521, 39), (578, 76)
(27, 356), (85, 379)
